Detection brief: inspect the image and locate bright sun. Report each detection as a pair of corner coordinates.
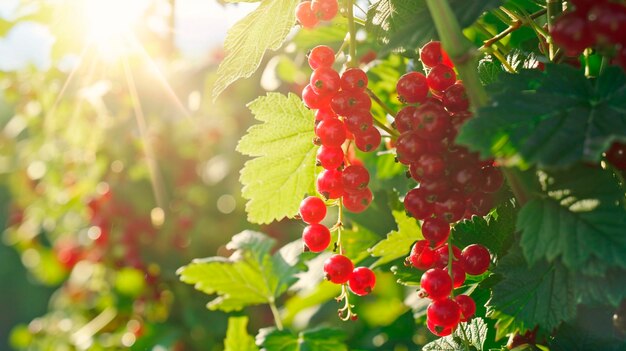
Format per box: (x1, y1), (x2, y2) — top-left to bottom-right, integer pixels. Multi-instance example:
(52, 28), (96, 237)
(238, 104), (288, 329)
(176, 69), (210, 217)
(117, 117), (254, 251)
(82, 0), (150, 44)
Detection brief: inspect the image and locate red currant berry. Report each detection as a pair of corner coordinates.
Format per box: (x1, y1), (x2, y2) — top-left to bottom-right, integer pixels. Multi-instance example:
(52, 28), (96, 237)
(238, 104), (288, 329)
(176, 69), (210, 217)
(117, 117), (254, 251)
(324, 254), (354, 284)
(341, 68), (368, 91)
(420, 41), (443, 68)
(408, 240), (438, 270)
(330, 90), (372, 115)
(433, 191), (466, 223)
(404, 188), (434, 220)
(427, 297), (461, 328)
(455, 294), (476, 322)
(310, 66), (341, 97)
(316, 145), (344, 170)
(396, 72), (428, 104)
(344, 109), (373, 133)
(466, 192), (493, 217)
(394, 106), (418, 134)
(427, 318), (454, 337)
(550, 11), (595, 56)
(396, 131), (427, 164)
(354, 125), (381, 152)
(315, 118), (346, 147)
(422, 217), (450, 248)
(427, 64), (456, 92)
(296, 1), (318, 29)
(311, 0), (338, 21)
(302, 223), (331, 252)
(414, 103), (451, 141)
(315, 108), (337, 122)
(349, 267), (376, 296)
(434, 244), (462, 269)
(480, 166), (504, 193)
(461, 244), (491, 275)
(342, 165), (370, 192)
(606, 142), (626, 170)
(343, 187), (373, 213)
(299, 196), (326, 223)
(413, 154), (446, 180)
(451, 166), (481, 194)
(451, 262), (466, 288)
(308, 45), (335, 69)
(442, 83), (469, 112)
(302, 84), (330, 109)
(588, 2), (626, 46)
(316, 169), (344, 199)
(420, 268), (453, 300)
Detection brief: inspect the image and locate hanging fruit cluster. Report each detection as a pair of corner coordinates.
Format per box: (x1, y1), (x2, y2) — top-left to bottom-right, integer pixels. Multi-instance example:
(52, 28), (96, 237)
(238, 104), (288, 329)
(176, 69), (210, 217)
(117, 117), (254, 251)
(296, 0), (339, 29)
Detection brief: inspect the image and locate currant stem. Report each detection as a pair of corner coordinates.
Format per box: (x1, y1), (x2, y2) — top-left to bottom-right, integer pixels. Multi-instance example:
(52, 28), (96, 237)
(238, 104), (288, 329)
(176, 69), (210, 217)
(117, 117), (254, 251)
(269, 298), (284, 331)
(336, 197), (345, 255)
(346, 0), (358, 68)
(447, 234), (455, 298)
(546, 0), (562, 60)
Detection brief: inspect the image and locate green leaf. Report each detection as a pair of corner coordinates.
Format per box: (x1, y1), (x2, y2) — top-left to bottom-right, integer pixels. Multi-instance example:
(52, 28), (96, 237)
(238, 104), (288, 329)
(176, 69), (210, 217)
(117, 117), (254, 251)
(477, 55), (504, 86)
(237, 93), (317, 224)
(574, 268), (626, 306)
(422, 318), (488, 351)
(336, 225), (380, 262)
(177, 231), (306, 312)
(212, 0), (296, 99)
(224, 317), (258, 351)
(451, 200), (517, 257)
(487, 249), (576, 332)
(457, 65), (626, 168)
(370, 208), (422, 267)
(366, 0), (500, 56)
(256, 327), (348, 351)
(517, 166), (626, 271)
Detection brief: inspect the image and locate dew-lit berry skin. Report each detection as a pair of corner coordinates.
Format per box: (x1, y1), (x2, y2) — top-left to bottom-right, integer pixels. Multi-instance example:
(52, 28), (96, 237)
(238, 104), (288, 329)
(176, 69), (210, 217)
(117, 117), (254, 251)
(396, 72), (428, 104)
(396, 131), (427, 164)
(316, 169), (344, 199)
(299, 196), (327, 224)
(427, 318), (454, 337)
(414, 103), (451, 141)
(394, 106), (418, 134)
(342, 165), (370, 192)
(450, 166), (481, 194)
(315, 118), (346, 147)
(311, 0), (338, 21)
(420, 268), (453, 300)
(296, 1), (318, 29)
(550, 11), (595, 56)
(433, 191), (466, 223)
(420, 41), (443, 68)
(422, 217), (450, 248)
(427, 64), (456, 92)
(427, 298), (461, 328)
(606, 142), (626, 170)
(455, 294), (476, 322)
(409, 240), (438, 270)
(317, 145), (344, 170)
(308, 45), (335, 69)
(404, 188), (434, 220)
(442, 83), (469, 112)
(341, 68), (368, 91)
(343, 187), (373, 213)
(302, 223), (331, 252)
(344, 109), (373, 133)
(349, 267), (376, 296)
(354, 125), (381, 152)
(480, 166), (504, 193)
(451, 262), (466, 288)
(324, 254), (354, 284)
(434, 244), (462, 269)
(310, 66), (341, 97)
(413, 154), (446, 181)
(461, 244), (491, 275)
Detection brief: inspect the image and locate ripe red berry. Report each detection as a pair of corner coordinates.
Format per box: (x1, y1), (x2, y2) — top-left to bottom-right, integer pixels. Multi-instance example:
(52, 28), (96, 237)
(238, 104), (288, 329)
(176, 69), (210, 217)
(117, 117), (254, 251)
(427, 297), (461, 328)
(302, 223), (331, 252)
(413, 154), (446, 181)
(480, 166), (504, 193)
(550, 11), (595, 56)
(588, 2), (626, 46)
(442, 83), (469, 112)
(414, 103), (451, 141)
(420, 41), (444, 68)
(408, 240), (438, 270)
(316, 169), (344, 199)
(302, 84), (330, 109)
(311, 0), (338, 21)
(451, 166), (481, 194)
(310, 66), (341, 97)
(324, 254), (354, 284)
(396, 131), (427, 164)
(396, 72), (428, 104)
(342, 165), (370, 192)
(296, 1), (318, 29)
(330, 90), (372, 115)
(451, 262), (466, 288)
(606, 142), (626, 170)
(461, 244), (491, 275)
(315, 108), (337, 122)
(466, 192), (493, 217)
(354, 125), (381, 152)
(404, 188), (434, 220)
(422, 217), (450, 248)
(433, 191), (466, 223)
(455, 294), (476, 322)
(343, 187), (373, 213)
(316, 145), (344, 170)
(427, 64), (456, 92)
(394, 106), (418, 134)
(421, 268), (453, 301)
(299, 196), (327, 223)
(344, 109), (373, 133)
(348, 267), (376, 296)
(341, 68), (368, 91)
(427, 318), (454, 337)
(315, 118), (346, 147)
(308, 45), (335, 70)
(434, 244), (462, 269)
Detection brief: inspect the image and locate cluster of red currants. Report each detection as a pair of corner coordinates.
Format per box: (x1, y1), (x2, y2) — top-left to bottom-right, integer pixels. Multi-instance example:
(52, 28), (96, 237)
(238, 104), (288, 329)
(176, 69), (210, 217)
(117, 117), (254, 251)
(550, 0), (626, 69)
(295, 0), (338, 29)
(389, 41), (502, 336)
(298, 197), (376, 298)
